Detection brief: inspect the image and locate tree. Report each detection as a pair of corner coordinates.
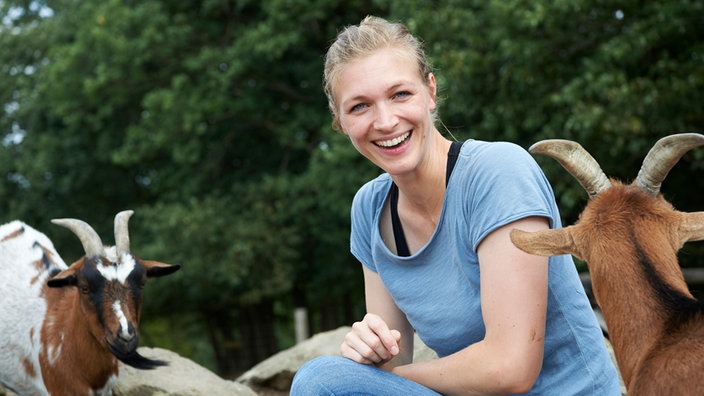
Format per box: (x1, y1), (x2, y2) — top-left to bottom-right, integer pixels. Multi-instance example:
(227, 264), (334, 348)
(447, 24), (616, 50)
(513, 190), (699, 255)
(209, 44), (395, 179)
(392, 0), (704, 232)
(1, 0), (702, 376)
(0, 0), (386, 374)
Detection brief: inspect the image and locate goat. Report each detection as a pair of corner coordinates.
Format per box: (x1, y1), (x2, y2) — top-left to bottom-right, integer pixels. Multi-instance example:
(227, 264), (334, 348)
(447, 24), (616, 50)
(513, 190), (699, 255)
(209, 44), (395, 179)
(510, 133), (704, 395)
(0, 210), (180, 396)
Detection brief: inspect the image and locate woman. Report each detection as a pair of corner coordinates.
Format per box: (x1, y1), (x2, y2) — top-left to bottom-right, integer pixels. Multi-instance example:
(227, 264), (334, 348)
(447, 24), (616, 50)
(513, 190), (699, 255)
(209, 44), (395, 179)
(291, 16), (621, 395)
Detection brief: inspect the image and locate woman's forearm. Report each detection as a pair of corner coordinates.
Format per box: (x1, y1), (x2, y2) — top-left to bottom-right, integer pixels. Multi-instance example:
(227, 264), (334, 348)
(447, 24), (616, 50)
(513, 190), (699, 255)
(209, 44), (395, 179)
(392, 339), (542, 396)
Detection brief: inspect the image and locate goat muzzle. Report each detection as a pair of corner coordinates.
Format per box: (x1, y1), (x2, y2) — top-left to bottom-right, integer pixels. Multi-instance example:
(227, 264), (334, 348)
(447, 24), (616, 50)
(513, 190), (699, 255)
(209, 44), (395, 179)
(107, 334), (168, 370)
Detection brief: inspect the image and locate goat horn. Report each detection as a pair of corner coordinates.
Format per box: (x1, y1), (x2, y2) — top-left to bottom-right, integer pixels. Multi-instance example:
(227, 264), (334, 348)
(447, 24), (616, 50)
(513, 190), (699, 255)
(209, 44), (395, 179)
(51, 218), (105, 257)
(114, 210), (134, 256)
(529, 139), (611, 198)
(635, 133), (704, 196)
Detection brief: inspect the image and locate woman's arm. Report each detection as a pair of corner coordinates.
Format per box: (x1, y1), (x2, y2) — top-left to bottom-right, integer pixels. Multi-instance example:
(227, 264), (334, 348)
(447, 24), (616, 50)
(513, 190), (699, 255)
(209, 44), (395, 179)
(392, 216), (549, 395)
(340, 265), (415, 370)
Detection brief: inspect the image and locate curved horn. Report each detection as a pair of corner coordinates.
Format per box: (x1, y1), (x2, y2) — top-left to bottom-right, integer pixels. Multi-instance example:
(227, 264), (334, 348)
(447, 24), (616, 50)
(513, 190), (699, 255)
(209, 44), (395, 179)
(51, 218), (105, 257)
(529, 139), (611, 198)
(114, 210), (134, 256)
(635, 133), (704, 196)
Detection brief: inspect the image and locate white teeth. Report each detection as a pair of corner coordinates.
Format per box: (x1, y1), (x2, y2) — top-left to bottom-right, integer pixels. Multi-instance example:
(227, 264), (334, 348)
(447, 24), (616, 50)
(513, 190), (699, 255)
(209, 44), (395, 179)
(376, 132), (410, 148)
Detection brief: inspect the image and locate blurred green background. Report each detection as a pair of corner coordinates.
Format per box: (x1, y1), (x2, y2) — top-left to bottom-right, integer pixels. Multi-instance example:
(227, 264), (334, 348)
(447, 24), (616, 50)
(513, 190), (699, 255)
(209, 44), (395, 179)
(1, 0), (702, 378)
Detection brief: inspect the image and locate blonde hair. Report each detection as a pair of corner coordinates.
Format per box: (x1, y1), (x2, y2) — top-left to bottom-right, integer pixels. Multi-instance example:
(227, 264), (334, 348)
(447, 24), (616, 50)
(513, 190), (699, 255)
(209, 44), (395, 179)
(323, 16), (435, 131)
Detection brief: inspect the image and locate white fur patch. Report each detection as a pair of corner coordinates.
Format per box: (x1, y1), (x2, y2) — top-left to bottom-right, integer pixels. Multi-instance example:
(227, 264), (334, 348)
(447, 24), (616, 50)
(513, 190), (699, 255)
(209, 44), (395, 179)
(96, 254), (136, 284)
(94, 374), (118, 396)
(112, 300), (130, 338)
(0, 221), (65, 395)
(47, 335), (63, 365)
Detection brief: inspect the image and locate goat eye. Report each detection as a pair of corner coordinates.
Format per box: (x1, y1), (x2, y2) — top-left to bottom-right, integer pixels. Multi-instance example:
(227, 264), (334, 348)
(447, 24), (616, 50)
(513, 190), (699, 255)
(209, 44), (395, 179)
(80, 285), (90, 294)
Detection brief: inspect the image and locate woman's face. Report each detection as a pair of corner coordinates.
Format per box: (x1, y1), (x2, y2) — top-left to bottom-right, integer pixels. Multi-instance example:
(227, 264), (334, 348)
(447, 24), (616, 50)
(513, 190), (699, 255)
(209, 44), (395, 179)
(333, 48), (437, 177)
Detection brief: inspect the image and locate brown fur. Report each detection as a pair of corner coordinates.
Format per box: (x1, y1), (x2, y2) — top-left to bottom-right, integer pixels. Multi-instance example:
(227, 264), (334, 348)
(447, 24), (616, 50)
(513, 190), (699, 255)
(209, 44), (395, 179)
(39, 258), (118, 395)
(511, 162), (704, 394)
(37, 255), (178, 395)
(2, 226), (24, 242)
(0, 214), (179, 395)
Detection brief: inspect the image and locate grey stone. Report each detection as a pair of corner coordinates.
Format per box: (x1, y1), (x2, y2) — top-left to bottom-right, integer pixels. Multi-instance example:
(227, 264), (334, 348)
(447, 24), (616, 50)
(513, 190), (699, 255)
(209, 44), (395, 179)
(114, 347), (256, 396)
(237, 326), (437, 393)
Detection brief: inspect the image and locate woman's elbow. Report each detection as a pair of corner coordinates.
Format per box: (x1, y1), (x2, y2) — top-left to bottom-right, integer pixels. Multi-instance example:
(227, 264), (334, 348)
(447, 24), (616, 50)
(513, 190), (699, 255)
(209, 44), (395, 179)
(502, 376), (538, 395)
(488, 354), (542, 394)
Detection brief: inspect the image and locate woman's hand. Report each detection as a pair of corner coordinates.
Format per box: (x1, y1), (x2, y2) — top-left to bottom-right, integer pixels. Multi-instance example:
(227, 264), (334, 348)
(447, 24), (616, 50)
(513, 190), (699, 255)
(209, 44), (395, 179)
(340, 313), (402, 366)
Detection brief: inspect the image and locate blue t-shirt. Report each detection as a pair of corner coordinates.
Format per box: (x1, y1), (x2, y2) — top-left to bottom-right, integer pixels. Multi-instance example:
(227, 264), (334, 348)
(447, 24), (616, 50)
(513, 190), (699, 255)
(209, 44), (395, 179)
(350, 139), (621, 395)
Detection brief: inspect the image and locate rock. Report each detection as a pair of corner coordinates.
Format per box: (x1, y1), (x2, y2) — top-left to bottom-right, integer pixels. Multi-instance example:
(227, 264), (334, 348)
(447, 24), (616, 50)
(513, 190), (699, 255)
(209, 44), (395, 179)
(114, 347), (256, 396)
(237, 326), (437, 394)
(604, 338), (627, 395)
(0, 387), (18, 396)
(1, 329), (623, 396)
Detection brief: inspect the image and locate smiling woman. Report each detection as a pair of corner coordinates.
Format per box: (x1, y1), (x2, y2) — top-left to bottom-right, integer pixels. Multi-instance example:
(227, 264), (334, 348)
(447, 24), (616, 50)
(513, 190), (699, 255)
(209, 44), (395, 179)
(290, 15), (622, 396)
(332, 47), (440, 179)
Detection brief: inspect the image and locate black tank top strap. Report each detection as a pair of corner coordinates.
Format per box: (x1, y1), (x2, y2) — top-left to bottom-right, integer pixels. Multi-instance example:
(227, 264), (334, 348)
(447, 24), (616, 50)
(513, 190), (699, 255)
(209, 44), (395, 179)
(446, 140), (463, 184)
(389, 183), (410, 256)
(390, 141), (463, 257)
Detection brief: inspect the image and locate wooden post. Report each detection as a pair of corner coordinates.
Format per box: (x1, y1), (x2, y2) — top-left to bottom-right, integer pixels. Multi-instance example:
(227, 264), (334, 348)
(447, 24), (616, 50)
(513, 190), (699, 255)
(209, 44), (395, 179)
(294, 307), (309, 344)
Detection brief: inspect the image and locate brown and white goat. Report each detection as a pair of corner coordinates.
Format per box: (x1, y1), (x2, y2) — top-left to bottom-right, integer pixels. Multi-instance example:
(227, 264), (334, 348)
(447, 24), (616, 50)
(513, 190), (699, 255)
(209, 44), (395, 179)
(0, 210), (180, 396)
(510, 133), (704, 395)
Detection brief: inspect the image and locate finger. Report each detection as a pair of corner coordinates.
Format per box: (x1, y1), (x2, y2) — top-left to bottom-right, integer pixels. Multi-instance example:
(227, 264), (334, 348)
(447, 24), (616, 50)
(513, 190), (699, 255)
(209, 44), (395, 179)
(390, 329), (401, 343)
(340, 340), (373, 365)
(388, 329), (401, 356)
(342, 326), (385, 363)
(350, 321), (390, 362)
(363, 315), (400, 357)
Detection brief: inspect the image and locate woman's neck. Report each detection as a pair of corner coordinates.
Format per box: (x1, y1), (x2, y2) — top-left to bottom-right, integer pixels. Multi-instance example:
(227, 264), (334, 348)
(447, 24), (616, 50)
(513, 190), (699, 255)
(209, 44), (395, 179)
(392, 136), (452, 216)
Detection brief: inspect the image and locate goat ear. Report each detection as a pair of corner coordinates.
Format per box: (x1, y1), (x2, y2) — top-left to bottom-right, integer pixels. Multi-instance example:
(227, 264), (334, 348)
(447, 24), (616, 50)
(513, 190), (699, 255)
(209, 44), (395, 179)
(141, 260), (181, 278)
(47, 269), (78, 288)
(680, 212), (704, 244)
(510, 227), (582, 259)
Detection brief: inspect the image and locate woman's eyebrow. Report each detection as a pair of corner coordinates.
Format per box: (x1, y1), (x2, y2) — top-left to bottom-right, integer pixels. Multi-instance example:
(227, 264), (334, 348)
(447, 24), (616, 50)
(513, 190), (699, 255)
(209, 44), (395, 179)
(340, 81), (415, 106)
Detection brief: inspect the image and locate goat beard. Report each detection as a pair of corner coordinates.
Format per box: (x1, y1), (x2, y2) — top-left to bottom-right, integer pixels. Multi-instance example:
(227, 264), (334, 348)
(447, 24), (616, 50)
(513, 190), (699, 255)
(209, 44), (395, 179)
(108, 343), (168, 369)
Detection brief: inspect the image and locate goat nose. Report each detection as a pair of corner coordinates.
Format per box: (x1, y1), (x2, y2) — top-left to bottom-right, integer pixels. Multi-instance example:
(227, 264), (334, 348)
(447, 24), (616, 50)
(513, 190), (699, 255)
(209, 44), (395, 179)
(118, 326), (136, 342)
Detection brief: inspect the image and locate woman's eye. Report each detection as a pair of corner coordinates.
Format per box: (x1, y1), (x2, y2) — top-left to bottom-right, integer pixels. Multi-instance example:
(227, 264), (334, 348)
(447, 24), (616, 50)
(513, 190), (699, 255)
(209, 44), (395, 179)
(350, 103), (367, 113)
(394, 91), (411, 99)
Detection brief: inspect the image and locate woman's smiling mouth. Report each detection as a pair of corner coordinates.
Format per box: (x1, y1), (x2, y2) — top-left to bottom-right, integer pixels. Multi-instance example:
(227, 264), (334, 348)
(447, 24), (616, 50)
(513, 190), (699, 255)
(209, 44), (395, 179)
(374, 131), (411, 148)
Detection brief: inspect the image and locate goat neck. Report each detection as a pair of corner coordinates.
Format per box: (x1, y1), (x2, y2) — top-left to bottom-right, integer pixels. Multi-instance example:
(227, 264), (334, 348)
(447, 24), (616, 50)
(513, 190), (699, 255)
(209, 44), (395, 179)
(573, 184), (695, 384)
(40, 270), (119, 395)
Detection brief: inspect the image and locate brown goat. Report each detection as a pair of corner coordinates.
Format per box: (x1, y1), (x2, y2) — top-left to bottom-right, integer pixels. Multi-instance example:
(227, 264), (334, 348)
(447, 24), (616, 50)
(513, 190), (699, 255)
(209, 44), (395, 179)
(0, 210), (180, 395)
(510, 133), (704, 395)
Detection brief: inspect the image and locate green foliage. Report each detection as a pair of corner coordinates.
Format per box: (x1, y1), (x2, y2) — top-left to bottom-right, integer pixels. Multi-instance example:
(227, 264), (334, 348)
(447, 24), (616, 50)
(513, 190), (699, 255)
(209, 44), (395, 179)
(1, 0), (702, 374)
(393, 0), (704, 221)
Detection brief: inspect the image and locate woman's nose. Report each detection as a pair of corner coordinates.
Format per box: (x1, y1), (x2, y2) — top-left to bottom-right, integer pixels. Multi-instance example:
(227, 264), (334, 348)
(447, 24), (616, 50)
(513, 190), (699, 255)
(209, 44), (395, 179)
(372, 103), (398, 131)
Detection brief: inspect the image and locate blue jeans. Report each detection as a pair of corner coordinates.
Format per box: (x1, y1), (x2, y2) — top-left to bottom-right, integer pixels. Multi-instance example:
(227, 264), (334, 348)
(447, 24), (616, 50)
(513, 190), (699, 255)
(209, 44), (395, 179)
(290, 356), (442, 396)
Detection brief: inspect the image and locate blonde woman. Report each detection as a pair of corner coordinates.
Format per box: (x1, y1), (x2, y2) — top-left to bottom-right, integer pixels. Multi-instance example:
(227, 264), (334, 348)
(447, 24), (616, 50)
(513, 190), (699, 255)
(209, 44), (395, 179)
(292, 16), (620, 395)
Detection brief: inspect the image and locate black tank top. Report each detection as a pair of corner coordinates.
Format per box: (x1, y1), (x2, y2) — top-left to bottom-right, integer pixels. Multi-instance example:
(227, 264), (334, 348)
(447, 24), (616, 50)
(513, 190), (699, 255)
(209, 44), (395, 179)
(389, 141), (463, 257)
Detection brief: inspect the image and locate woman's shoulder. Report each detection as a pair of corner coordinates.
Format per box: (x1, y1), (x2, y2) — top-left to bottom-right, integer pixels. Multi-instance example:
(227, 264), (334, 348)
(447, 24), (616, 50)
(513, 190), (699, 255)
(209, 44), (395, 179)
(458, 139), (537, 176)
(460, 139), (530, 159)
(352, 173), (392, 210)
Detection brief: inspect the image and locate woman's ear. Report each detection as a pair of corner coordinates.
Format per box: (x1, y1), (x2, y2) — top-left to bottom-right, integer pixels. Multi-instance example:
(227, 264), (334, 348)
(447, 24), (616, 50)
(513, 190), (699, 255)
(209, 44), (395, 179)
(334, 116), (349, 135)
(427, 73), (438, 110)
